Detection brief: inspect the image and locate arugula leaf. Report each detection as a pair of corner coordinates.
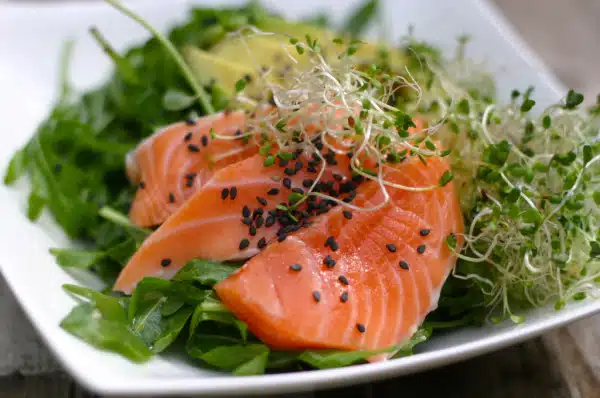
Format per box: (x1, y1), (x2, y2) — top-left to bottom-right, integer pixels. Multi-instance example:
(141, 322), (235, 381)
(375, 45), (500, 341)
(3, 148), (27, 185)
(128, 277), (172, 320)
(189, 302), (247, 341)
(161, 297), (185, 317)
(340, 0), (379, 38)
(131, 296), (167, 345)
(153, 306), (194, 353)
(200, 344), (269, 372)
(63, 284), (127, 323)
(50, 248), (106, 269)
(61, 303), (152, 362)
(173, 259), (241, 286)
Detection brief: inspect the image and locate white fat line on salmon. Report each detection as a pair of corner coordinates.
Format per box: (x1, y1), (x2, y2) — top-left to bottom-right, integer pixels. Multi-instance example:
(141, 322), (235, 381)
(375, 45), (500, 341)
(143, 213), (242, 246)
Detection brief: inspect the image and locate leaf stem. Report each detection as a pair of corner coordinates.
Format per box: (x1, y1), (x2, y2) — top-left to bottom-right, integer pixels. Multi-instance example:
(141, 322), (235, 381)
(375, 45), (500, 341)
(104, 0), (215, 114)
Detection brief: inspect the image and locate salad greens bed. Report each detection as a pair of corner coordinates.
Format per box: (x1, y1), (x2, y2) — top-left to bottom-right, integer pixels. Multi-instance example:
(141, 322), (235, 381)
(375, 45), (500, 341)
(5, 0), (600, 375)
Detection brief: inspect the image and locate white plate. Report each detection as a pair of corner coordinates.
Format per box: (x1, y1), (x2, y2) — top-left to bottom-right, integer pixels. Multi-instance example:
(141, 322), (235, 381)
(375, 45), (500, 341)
(0, 0), (595, 396)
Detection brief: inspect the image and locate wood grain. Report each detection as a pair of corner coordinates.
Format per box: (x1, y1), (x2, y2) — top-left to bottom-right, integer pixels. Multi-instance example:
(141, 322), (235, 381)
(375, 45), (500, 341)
(4, 0), (600, 397)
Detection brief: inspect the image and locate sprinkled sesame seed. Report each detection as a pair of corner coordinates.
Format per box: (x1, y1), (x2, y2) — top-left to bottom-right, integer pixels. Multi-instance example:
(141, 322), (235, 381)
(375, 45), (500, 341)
(294, 161), (303, 172)
(307, 166), (317, 173)
(283, 178), (292, 189)
(292, 187), (304, 195)
(242, 206), (251, 218)
(168, 192), (175, 203)
(185, 172), (197, 180)
(338, 275), (349, 285)
(252, 208), (264, 219)
(257, 237), (267, 249)
(242, 217), (253, 225)
(187, 144), (200, 152)
(249, 225), (257, 236)
(184, 119), (196, 126)
(356, 323), (366, 333)
(417, 244), (426, 254)
(312, 291), (321, 302)
(160, 258), (172, 267)
(325, 236), (339, 251)
(289, 263), (302, 271)
(420, 229), (431, 236)
(230, 186), (238, 200)
(265, 215), (276, 227)
(302, 179), (314, 188)
(255, 216), (264, 228)
(221, 188), (229, 200)
(186, 178), (194, 188)
(139, 181), (146, 189)
(340, 291), (349, 303)
(184, 132), (193, 141)
(279, 158), (289, 167)
(333, 173), (344, 182)
(267, 188), (280, 195)
(239, 239), (250, 250)
(343, 210), (353, 220)
(278, 234), (287, 242)
(201, 135), (208, 146)
(399, 260), (410, 270)
(257, 196), (268, 206)
(386, 243), (397, 253)
(323, 255), (336, 268)
(284, 167), (296, 176)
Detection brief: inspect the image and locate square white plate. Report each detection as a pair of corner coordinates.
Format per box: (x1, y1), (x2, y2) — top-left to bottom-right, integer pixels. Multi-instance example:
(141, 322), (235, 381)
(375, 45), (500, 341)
(0, 0), (597, 396)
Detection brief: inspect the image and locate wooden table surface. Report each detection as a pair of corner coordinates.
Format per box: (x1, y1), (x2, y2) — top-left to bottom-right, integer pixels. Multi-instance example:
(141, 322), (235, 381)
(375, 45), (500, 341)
(4, 0), (600, 397)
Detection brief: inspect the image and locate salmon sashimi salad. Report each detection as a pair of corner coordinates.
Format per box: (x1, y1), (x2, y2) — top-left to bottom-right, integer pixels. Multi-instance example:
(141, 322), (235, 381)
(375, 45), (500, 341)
(6, 0), (600, 374)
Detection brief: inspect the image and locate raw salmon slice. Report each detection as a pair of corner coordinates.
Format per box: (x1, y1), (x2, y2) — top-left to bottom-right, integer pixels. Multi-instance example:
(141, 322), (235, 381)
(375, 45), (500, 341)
(215, 152), (463, 353)
(126, 111), (257, 227)
(114, 148), (354, 294)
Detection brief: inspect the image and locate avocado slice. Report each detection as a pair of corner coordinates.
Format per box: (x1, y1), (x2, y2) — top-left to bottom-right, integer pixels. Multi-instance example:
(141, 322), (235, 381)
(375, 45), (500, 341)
(182, 45), (265, 100)
(211, 36), (312, 74)
(253, 15), (407, 70)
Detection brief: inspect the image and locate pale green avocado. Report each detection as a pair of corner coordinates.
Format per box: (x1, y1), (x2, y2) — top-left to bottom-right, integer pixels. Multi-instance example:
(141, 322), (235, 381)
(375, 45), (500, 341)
(182, 45), (265, 99)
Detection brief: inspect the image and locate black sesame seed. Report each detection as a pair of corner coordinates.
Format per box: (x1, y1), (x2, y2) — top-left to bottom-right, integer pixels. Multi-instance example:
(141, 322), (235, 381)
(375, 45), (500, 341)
(292, 187), (304, 194)
(168, 192), (175, 203)
(187, 144), (200, 152)
(184, 119), (196, 126)
(356, 323), (366, 333)
(307, 166), (317, 173)
(420, 229), (431, 237)
(342, 210), (353, 220)
(201, 135), (209, 147)
(185, 172), (197, 180)
(315, 141), (324, 151)
(340, 291), (349, 303)
(386, 243), (397, 253)
(230, 186), (238, 200)
(294, 161), (303, 172)
(338, 275), (349, 285)
(312, 291), (321, 302)
(139, 181), (146, 189)
(242, 205), (251, 218)
(221, 188), (229, 200)
(186, 178), (194, 188)
(255, 215), (264, 228)
(160, 258), (172, 267)
(417, 244), (426, 254)
(324, 236), (339, 251)
(257, 196), (268, 206)
(239, 239), (250, 250)
(333, 173), (344, 182)
(284, 167), (296, 176)
(279, 158), (289, 167)
(278, 233), (287, 242)
(184, 132), (193, 141)
(249, 225), (257, 236)
(302, 179), (314, 188)
(265, 215), (276, 227)
(283, 178), (292, 189)
(289, 263), (302, 271)
(252, 208), (264, 219)
(242, 217), (253, 225)
(352, 175), (365, 184)
(257, 237), (267, 249)
(323, 255), (336, 268)
(267, 188), (280, 195)
(399, 260), (410, 270)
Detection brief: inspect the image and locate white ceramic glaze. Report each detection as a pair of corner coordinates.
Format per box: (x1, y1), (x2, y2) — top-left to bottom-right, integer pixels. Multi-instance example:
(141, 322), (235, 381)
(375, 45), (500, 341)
(0, 0), (591, 396)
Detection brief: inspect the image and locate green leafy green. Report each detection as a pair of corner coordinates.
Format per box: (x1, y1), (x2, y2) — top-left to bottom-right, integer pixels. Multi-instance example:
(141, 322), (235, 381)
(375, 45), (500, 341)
(61, 303), (152, 362)
(50, 248), (106, 269)
(173, 259), (240, 286)
(153, 306), (194, 353)
(340, 0), (379, 38)
(63, 284), (128, 323)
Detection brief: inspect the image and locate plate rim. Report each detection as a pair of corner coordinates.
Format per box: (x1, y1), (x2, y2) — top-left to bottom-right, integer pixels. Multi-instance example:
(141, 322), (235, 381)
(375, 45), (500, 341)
(0, 0), (595, 396)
